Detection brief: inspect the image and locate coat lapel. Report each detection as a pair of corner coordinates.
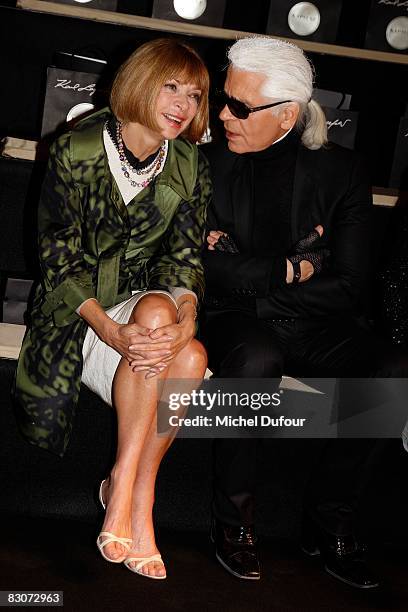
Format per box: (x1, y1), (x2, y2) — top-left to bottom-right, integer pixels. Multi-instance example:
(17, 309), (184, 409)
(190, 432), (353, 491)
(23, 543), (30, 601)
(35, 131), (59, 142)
(291, 145), (317, 246)
(229, 144), (318, 251)
(227, 143), (319, 252)
(230, 155), (253, 252)
(72, 107), (129, 224)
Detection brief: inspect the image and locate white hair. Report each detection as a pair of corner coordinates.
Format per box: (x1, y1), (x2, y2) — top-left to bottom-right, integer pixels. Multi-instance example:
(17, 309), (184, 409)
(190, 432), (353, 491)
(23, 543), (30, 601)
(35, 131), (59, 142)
(227, 36), (327, 150)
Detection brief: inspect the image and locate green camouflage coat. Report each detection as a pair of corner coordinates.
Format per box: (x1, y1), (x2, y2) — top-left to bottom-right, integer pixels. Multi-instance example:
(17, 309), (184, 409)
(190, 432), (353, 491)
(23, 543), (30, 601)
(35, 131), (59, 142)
(14, 108), (211, 456)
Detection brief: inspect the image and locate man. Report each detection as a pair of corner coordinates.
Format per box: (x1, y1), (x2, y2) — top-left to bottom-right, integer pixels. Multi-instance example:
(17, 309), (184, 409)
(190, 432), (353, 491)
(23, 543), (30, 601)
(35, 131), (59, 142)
(201, 36), (407, 586)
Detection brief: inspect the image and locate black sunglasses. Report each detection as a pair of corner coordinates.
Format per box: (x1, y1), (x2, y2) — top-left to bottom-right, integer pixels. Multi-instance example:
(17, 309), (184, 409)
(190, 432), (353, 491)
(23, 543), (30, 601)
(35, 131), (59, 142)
(216, 91), (292, 120)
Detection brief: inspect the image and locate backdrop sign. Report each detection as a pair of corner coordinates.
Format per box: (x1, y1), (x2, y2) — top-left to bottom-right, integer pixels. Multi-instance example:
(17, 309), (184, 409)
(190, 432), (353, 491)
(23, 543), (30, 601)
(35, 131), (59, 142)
(323, 107), (359, 150)
(313, 88), (351, 110)
(365, 1), (408, 53)
(311, 88), (358, 149)
(46, 0), (118, 9)
(266, 0), (343, 43)
(41, 67), (103, 138)
(389, 116), (408, 188)
(152, 0), (226, 27)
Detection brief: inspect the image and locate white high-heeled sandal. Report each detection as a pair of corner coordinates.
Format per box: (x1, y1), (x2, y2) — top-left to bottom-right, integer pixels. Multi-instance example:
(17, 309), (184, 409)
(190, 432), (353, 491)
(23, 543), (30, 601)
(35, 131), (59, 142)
(97, 479), (131, 563)
(97, 532), (132, 564)
(124, 553), (167, 579)
(99, 479), (107, 510)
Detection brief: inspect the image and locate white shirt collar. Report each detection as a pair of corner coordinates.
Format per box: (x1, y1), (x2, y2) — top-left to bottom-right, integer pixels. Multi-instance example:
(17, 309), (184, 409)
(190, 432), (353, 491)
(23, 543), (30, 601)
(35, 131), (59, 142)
(272, 126), (294, 146)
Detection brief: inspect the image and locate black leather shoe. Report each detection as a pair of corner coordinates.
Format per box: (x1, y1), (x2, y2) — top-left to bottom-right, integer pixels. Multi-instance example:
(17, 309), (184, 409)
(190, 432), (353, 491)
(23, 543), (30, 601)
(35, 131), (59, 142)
(210, 518), (260, 580)
(301, 516), (380, 589)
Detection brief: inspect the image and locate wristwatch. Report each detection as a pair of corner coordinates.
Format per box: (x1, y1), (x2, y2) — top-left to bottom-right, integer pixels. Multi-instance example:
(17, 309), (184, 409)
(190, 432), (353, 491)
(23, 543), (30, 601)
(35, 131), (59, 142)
(291, 260), (301, 283)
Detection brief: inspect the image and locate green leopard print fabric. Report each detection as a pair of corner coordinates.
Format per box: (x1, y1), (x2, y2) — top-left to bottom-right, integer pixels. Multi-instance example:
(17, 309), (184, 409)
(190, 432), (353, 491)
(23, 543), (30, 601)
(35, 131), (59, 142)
(14, 109), (211, 456)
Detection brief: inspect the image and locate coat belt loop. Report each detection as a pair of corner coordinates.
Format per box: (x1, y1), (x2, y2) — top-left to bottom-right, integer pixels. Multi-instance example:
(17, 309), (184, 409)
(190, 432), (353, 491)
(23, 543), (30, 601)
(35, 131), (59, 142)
(97, 254), (121, 308)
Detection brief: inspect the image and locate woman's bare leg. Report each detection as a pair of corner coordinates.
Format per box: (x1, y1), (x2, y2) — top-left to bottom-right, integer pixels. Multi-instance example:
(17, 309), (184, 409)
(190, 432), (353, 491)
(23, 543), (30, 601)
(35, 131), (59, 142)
(99, 294), (178, 561)
(125, 339), (207, 576)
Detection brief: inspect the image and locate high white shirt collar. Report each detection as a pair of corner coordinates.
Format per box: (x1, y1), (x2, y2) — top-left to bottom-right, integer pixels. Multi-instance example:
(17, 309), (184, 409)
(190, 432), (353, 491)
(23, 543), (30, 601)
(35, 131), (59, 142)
(272, 126), (294, 146)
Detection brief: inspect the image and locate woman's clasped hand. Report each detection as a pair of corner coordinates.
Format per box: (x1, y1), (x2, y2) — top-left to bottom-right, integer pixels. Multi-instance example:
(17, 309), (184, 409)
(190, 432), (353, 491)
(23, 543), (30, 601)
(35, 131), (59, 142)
(128, 317), (196, 376)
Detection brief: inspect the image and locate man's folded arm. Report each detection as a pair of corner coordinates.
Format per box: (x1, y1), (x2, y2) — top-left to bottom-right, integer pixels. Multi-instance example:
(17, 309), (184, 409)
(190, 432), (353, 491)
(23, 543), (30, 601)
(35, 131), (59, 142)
(203, 251), (288, 296)
(204, 153), (372, 317)
(258, 154), (373, 318)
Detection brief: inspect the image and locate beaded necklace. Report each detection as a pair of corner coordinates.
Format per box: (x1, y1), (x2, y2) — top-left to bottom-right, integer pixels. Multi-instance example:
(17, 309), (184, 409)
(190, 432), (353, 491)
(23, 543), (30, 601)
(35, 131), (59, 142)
(106, 120), (167, 189)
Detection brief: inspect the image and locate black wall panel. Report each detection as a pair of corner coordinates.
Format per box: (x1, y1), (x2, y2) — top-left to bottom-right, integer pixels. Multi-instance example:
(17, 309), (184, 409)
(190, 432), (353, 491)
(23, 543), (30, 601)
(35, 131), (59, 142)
(0, 4), (407, 187)
(0, 6), (225, 140)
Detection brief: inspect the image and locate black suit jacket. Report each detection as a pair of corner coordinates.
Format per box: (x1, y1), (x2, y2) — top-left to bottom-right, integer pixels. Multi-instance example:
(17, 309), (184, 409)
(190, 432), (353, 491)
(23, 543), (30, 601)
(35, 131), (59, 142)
(202, 138), (372, 320)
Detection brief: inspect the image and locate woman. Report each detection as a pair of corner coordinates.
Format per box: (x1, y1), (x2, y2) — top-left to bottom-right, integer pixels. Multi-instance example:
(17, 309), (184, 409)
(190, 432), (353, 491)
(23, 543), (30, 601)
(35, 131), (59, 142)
(14, 38), (211, 579)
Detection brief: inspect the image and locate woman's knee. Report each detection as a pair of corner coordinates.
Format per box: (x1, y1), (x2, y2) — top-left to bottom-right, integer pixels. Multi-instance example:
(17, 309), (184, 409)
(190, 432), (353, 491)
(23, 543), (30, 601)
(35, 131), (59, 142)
(178, 339), (208, 375)
(131, 294), (177, 327)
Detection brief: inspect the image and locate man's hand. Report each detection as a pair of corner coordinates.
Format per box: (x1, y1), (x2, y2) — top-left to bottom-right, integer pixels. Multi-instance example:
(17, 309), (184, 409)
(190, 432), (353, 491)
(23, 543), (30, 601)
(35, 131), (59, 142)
(207, 230), (240, 253)
(286, 225), (330, 283)
(286, 259), (314, 283)
(292, 224), (323, 254)
(207, 230), (227, 250)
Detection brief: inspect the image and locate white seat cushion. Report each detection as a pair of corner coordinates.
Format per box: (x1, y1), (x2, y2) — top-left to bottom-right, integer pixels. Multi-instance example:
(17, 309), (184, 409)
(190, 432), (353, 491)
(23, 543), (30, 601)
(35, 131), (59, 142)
(0, 323), (26, 359)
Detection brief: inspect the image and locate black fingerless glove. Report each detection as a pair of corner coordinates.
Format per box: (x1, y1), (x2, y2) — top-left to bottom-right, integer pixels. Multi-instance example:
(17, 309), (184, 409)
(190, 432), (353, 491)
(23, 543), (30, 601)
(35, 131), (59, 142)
(288, 247), (330, 281)
(293, 228), (321, 253)
(288, 229), (330, 283)
(214, 234), (240, 254)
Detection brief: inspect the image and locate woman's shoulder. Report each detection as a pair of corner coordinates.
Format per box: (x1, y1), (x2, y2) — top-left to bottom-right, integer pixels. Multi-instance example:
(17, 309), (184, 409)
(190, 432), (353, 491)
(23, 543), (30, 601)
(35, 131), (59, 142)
(169, 138), (210, 172)
(70, 107), (111, 161)
(160, 138), (199, 200)
(170, 136), (197, 159)
(51, 107), (111, 158)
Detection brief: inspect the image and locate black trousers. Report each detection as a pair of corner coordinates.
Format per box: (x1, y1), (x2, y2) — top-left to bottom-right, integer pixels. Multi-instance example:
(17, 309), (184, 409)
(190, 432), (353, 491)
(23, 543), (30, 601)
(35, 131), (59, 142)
(202, 310), (408, 535)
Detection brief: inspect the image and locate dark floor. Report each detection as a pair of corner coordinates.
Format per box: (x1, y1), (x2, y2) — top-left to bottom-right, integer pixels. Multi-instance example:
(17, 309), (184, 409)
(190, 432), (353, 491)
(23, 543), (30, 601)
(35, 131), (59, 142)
(2, 360), (408, 610)
(1, 515), (407, 612)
